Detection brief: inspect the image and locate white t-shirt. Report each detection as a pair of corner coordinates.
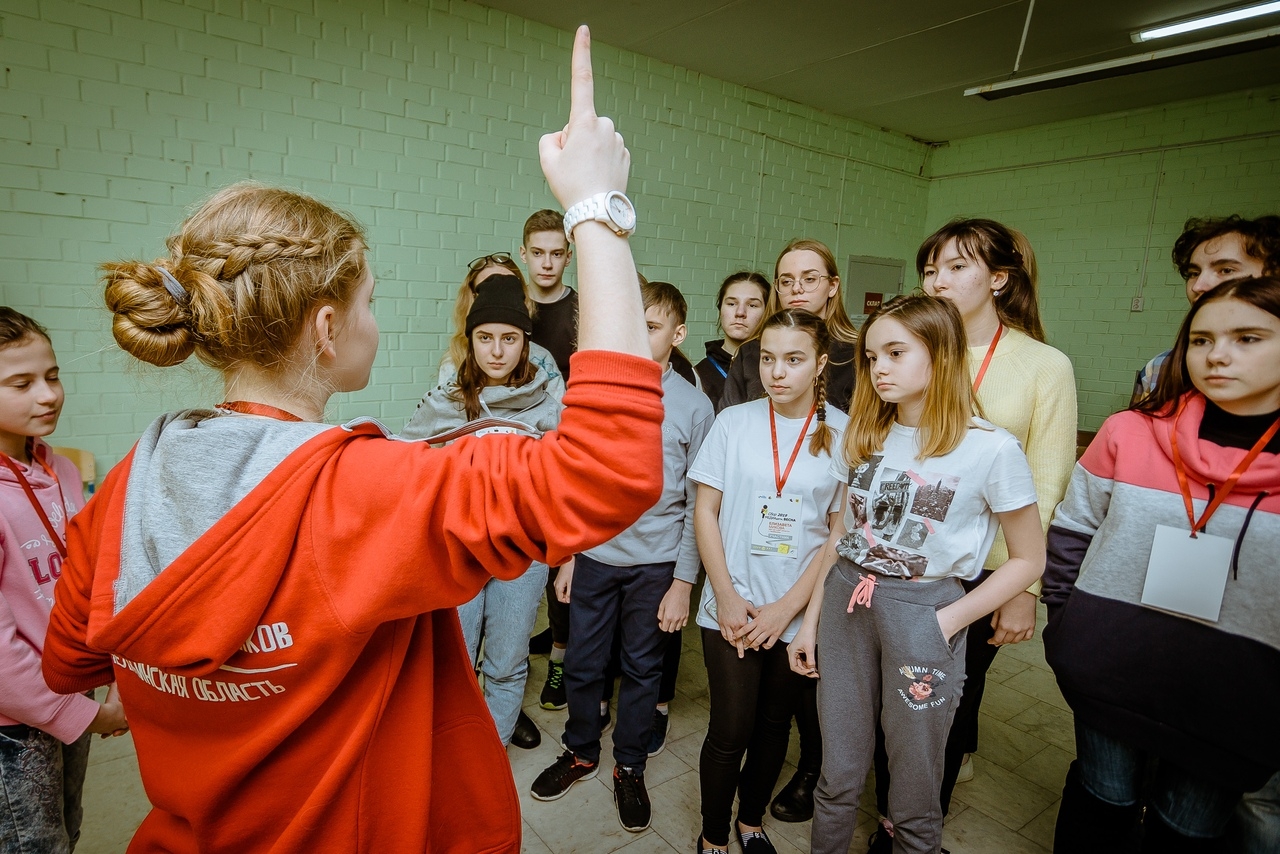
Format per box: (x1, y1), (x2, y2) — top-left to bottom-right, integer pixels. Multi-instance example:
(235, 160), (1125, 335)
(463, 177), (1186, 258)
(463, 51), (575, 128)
(690, 399), (850, 643)
(829, 420), (1036, 582)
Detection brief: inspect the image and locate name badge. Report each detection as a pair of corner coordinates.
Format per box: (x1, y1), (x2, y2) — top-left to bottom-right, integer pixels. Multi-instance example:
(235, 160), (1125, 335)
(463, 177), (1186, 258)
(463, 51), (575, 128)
(1140, 524), (1232, 622)
(751, 492), (804, 559)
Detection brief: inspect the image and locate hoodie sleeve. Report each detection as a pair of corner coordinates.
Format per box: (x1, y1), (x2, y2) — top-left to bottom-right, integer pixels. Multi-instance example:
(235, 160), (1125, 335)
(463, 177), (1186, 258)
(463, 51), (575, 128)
(42, 466), (125, 696)
(312, 351), (665, 633)
(0, 575), (100, 743)
(1042, 417), (1119, 620)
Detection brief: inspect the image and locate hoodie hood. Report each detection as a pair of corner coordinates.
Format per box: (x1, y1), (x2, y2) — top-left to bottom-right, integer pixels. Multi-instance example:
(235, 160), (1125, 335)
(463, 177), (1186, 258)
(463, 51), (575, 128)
(401, 363), (561, 440)
(1154, 393), (1280, 497)
(703, 338), (732, 370)
(92, 411), (333, 674)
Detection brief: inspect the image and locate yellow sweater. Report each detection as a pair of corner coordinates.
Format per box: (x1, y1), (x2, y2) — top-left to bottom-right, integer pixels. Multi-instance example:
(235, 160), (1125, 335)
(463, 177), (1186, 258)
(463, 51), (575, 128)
(970, 327), (1078, 591)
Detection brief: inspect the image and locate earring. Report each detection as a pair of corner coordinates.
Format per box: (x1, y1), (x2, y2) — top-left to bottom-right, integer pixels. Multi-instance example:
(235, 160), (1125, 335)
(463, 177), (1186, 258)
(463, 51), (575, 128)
(993, 290), (1002, 297)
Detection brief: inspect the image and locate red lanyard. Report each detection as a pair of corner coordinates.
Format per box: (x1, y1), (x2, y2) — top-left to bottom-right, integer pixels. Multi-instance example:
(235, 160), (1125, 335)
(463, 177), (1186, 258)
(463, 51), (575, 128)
(0, 445), (70, 558)
(769, 400), (816, 498)
(216, 401), (304, 422)
(1169, 398), (1280, 536)
(971, 323), (1003, 393)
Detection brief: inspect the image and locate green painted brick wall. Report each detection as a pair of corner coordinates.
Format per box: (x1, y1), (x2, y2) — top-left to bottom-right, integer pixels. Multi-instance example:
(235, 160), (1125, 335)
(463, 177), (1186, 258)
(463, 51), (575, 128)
(3, 0), (1279, 472)
(925, 85), (1280, 428)
(1, 0), (931, 469)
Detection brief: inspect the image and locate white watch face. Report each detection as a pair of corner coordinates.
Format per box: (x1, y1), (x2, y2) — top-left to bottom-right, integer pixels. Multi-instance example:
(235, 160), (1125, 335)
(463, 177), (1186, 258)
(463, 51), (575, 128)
(607, 193), (636, 230)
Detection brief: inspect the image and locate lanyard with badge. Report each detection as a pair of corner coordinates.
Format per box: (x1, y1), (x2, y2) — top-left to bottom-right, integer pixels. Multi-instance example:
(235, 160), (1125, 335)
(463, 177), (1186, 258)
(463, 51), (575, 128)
(749, 401), (814, 559)
(0, 444), (71, 559)
(1140, 399), (1280, 622)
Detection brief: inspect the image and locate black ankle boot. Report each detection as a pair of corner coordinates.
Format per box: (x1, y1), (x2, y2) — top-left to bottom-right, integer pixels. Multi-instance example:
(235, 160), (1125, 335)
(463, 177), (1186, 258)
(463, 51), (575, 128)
(1054, 761), (1141, 854)
(1142, 810), (1228, 853)
(769, 768), (819, 822)
(510, 710), (541, 749)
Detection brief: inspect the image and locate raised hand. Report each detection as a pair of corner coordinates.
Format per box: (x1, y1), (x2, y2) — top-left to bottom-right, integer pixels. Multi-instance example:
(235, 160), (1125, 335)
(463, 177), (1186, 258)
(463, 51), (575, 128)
(538, 25), (630, 210)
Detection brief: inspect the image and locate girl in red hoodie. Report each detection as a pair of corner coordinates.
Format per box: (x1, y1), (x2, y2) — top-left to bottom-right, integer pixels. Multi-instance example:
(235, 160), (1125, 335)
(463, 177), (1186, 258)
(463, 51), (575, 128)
(42, 27), (659, 854)
(0, 308), (127, 853)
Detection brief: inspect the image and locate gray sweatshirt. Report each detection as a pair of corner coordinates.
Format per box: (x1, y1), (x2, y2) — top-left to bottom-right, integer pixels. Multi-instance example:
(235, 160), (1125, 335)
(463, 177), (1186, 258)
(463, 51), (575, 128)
(584, 366), (714, 583)
(401, 364), (562, 440)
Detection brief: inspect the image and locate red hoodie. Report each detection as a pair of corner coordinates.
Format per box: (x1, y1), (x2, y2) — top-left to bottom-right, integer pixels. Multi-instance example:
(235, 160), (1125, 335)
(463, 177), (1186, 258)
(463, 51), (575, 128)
(43, 352), (664, 853)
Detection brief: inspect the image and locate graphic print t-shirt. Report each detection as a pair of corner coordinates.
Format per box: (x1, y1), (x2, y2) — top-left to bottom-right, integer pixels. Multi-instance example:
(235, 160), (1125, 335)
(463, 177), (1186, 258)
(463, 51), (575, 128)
(829, 420), (1036, 582)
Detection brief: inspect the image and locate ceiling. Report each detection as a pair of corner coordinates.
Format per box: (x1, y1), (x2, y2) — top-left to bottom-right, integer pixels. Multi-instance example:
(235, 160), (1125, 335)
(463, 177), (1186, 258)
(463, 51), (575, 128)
(472, 0), (1280, 142)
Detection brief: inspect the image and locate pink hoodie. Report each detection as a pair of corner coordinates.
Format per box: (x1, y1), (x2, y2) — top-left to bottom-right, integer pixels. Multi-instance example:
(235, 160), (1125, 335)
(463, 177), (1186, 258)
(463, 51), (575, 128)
(0, 438), (97, 741)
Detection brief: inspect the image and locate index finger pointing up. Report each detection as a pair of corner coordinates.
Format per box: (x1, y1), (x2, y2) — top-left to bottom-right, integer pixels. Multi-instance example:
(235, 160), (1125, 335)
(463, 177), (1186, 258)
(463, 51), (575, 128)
(568, 24), (596, 126)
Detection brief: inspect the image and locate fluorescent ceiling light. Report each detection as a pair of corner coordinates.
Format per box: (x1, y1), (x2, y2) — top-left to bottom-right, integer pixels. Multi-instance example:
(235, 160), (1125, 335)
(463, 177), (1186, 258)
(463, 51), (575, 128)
(965, 25), (1280, 99)
(1133, 1), (1280, 43)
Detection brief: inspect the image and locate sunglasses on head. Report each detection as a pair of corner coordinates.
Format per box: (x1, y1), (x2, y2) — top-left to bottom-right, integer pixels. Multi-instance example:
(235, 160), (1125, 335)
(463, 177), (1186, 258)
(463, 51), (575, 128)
(469, 252), (515, 272)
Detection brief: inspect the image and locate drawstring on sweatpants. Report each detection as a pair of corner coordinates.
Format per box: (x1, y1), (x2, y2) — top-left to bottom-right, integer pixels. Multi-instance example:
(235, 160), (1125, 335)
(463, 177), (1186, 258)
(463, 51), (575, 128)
(847, 573), (876, 612)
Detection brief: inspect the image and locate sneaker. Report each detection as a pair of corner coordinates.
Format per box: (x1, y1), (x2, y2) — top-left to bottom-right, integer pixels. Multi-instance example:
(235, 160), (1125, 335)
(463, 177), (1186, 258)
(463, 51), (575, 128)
(645, 708), (669, 756)
(956, 753), (974, 783)
(540, 658), (567, 710)
(613, 765), (651, 832)
(530, 750), (597, 801)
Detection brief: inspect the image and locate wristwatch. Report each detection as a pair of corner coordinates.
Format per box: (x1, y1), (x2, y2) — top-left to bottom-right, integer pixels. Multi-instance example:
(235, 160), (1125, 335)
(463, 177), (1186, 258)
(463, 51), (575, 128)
(563, 191), (637, 240)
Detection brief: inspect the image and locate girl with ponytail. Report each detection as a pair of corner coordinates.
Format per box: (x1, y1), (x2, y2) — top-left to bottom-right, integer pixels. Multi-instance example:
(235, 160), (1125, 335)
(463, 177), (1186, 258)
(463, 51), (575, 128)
(689, 309), (848, 854)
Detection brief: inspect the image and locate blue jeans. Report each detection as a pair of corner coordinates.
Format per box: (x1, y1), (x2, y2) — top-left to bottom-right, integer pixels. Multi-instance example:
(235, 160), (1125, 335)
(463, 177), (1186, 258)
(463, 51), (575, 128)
(0, 725), (91, 854)
(1075, 721), (1240, 838)
(1234, 771), (1280, 853)
(457, 562), (549, 745)
(563, 554), (672, 770)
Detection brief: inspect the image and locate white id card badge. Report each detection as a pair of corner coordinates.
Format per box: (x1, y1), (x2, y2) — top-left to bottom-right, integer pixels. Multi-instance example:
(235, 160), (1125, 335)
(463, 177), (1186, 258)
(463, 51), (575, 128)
(1140, 524), (1232, 622)
(750, 493), (803, 558)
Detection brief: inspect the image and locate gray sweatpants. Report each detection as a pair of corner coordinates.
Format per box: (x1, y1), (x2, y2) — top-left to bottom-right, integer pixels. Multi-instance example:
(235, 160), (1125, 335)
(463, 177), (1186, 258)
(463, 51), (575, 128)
(811, 559), (967, 854)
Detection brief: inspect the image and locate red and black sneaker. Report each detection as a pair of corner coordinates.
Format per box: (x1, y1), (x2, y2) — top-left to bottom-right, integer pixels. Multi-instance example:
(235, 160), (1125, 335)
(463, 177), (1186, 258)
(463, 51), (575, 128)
(530, 750), (597, 801)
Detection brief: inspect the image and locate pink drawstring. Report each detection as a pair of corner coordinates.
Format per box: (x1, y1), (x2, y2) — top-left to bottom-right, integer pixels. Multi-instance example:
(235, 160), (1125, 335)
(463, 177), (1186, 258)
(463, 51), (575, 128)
(847, 573), (876, 612)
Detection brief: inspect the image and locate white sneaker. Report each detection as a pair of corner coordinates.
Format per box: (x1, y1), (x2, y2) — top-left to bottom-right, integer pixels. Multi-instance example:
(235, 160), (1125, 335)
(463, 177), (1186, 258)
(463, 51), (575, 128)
(956, 754), (974, 783)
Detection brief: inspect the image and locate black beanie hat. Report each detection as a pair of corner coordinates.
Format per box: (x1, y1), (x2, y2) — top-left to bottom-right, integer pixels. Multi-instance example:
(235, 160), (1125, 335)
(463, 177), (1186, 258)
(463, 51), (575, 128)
(466, 275), (532, 337)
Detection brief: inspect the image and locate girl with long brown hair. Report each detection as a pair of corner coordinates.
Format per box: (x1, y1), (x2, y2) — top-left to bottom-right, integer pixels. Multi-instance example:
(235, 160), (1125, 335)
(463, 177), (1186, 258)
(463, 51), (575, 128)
(402, 275), (562, 752)
(439, 253), (565, 400)
(1045, 276), (1280, 851)
(865, 218), (1076, 830)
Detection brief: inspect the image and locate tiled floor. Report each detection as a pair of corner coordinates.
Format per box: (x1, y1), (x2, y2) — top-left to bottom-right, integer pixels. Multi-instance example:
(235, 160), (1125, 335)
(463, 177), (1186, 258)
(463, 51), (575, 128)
(76, 604), (1070, 853)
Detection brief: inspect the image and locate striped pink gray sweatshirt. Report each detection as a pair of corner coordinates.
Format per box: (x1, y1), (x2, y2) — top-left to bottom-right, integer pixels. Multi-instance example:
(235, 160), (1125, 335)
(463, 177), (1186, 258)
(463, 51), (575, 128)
(1043, 393), (1280, 791)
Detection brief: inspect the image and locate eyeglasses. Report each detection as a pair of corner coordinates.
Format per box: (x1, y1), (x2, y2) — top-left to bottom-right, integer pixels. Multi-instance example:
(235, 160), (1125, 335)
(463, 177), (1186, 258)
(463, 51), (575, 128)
(775, 274), (830, 293)
(469, 252), (515, 272)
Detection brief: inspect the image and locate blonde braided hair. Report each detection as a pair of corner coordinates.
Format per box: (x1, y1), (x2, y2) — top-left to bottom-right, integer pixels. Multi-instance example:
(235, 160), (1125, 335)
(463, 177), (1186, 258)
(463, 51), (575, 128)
(103, 183), (367, 372)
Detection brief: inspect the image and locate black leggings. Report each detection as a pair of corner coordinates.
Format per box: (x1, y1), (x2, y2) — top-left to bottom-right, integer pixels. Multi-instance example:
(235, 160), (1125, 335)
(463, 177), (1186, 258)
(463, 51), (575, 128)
(699, 628), (800, 846)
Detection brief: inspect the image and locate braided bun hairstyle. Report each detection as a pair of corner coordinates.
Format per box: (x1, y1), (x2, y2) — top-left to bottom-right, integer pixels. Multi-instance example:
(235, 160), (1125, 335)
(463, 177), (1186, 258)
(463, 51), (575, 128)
(102, 183), (367, 372)
(759, 309), (834, 457)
